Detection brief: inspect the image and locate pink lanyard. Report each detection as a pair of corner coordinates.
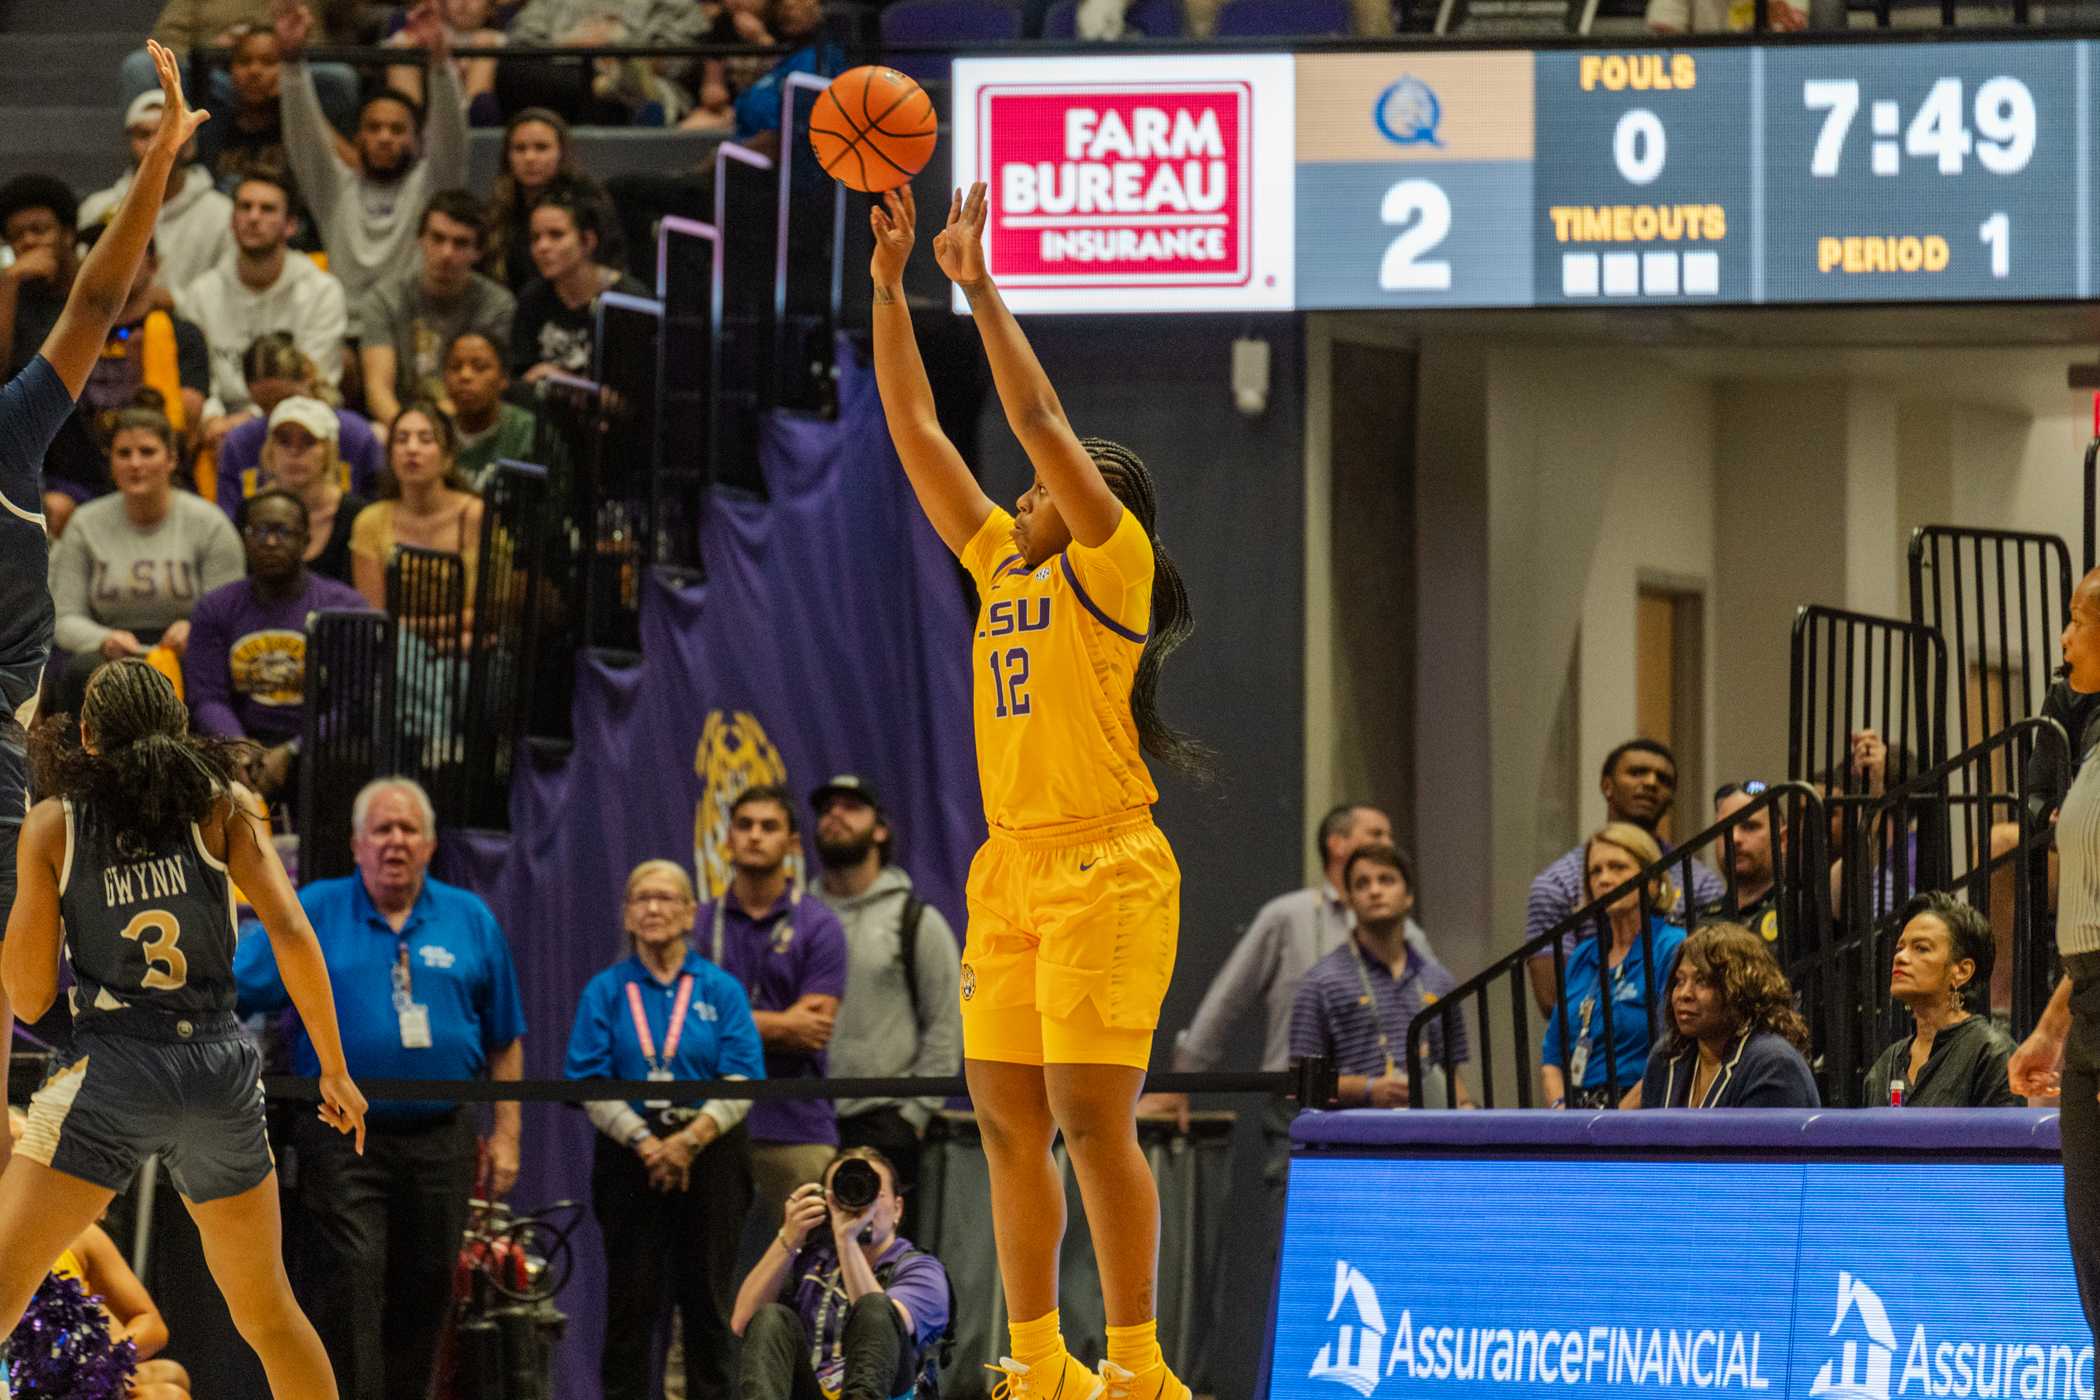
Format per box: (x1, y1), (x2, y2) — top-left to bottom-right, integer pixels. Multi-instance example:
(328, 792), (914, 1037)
(625, 974), (695, 1074)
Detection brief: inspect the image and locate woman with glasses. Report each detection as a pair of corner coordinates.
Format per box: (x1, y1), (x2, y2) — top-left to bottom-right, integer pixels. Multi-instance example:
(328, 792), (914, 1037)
(1541, 822), (1687, 1109)
(181, 487), (368, 800)
(565, 859), (767, 1400)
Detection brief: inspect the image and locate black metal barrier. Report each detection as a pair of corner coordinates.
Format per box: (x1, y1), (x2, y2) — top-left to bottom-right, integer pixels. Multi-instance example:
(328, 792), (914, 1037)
(1908, 524), (2073, 762)
(1405, 782), (1830, 1110)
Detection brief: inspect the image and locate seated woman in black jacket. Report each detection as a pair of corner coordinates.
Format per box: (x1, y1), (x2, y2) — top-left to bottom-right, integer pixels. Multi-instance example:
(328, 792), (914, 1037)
(1862, 893), (2020, 1108)
(1640, 922), (1821, 1109)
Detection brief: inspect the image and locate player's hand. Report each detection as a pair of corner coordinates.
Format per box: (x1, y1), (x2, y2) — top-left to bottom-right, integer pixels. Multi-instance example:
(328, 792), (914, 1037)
(144, 40), (209, 158)
(318, 1070), (368, 1154)
(870, 185), (915, 288)
(782, 1182), (828, 1248)
(1135, 1091), (1191, 1132)
(931, 181), (988, 287)
(2010, 1026), (2065, 1099)
(272, 1), (314, 58)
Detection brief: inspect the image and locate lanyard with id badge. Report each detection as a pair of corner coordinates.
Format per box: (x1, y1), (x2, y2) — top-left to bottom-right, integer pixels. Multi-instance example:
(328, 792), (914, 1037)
(626, 974), (695, 1109)
(394, 938), (433, 1049)
(1568, 950), (1642, 1086)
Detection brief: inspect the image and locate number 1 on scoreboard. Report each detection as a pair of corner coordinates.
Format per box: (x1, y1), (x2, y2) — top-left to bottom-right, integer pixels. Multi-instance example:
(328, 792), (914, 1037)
(1980, 211), (2009, 278)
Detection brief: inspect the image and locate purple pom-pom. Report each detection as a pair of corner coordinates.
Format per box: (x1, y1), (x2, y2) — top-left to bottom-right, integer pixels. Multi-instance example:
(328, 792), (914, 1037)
(1, 1273), (138, 1399)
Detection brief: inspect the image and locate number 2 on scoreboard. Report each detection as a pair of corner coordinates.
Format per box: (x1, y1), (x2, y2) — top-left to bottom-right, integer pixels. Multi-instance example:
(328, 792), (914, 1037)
(1379, 179), (1453, 292)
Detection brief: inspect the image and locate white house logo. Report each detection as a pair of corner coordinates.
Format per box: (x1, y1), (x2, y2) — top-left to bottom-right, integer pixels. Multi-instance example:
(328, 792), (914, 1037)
(1808, 1273), (1896, 1400)
(1309, 1261), (1387, 1397)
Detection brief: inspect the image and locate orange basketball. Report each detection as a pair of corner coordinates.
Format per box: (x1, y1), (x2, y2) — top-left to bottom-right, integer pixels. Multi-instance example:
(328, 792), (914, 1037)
(807, 66), (938, 194)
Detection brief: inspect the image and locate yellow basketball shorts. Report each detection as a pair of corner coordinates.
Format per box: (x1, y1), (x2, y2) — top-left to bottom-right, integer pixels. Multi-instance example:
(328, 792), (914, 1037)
(960, 810), (1180, 1070)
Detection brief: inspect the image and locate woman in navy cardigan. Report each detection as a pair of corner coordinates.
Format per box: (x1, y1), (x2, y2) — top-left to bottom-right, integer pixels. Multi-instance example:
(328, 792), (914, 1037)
(1640, 922), (1820, 1108)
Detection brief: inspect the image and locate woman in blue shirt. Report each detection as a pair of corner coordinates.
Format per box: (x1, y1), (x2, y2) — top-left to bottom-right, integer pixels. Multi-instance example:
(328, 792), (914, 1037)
(1541, 823), (1687, 1110)
(565, 859), (766, 1400)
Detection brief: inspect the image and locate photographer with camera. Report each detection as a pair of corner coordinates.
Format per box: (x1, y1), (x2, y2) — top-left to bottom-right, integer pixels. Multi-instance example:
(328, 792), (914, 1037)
(732, 1148), (953, 1400)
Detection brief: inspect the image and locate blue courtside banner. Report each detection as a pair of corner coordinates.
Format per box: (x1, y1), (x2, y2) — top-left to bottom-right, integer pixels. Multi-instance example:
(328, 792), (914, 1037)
(1271, 1155), (2091, 1400)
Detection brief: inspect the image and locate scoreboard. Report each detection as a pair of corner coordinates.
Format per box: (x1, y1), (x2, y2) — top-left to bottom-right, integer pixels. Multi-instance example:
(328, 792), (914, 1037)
(950, 41), (2093, 313)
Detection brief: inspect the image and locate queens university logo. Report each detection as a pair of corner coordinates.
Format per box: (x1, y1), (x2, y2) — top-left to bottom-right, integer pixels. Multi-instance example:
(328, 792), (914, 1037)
(1309, 1261), (1388, 1398)
(1808, 1274), (1897, 1400)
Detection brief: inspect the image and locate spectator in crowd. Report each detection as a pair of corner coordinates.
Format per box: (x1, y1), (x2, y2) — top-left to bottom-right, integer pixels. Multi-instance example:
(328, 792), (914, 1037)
(213, 332), (383, 516)
(1540, 823), (1687, 1110)
(672, 0), (787, 134)
(1696, 780), (1781, 941)
(193, 25), (303, 211)
(481, 108), (614, 291)
(234, 775), (527, 1400)
(1525, 738), (1723, 1013)
(1647, 0), (1807, 33)
(178, 172), (348, 443)
(1289, 842), (1471, 1109)
(732, 1149), (952, 1400)
(54, 231), (213, 508)
(511, 183), (645, 381)
(387, 0), (507, 125)
(700, 783), (849, 1227)
(126, 0), (363, 123)
(0, 174), (84, 525)
(809, 774), (961, 1236)
(79, 91), (234, 294)
(352, 402), (486, 615)
(248, 396), (370, 584)
(1639, 922), (1820, 1108)
(498, 0), (703, 125)
(443, 331), (536, 490)
(565, 859), (767, 1400)
(1864, 893), (2019, 1108)
(47, 406), (244, 713)
(360, 191), (516, 428)
(1138, 803), (1435, 1132)
(182, 488), (368, 798)
(605, 0), (841, 274)
(277, 0), (468, 335)
(4, 1114), (194, 1400)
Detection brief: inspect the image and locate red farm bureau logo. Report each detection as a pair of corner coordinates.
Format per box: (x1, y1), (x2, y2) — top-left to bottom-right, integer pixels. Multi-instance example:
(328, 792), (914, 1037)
(980, 84), (1252, 288)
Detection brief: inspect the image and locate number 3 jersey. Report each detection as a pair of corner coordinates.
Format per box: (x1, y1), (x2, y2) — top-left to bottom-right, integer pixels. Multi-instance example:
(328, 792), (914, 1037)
(58, 797), (238, 1025)
(962, 505), (1158, 832)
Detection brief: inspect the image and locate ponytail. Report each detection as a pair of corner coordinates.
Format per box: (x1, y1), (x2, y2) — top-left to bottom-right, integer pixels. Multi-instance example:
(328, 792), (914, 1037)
(1080, 437), (1214, 783)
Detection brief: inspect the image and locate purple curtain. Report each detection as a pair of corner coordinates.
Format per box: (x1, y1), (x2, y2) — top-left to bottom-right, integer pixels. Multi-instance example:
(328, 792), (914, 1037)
(436, 339), (982, 1398)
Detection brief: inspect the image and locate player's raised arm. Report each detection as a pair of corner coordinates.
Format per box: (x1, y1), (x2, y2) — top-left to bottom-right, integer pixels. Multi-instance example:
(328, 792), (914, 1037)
(869, 185), (994, 557)
(40, 41), (207, 397)
(221, 791), (368, 1153)
(935, 182), (1122, 550)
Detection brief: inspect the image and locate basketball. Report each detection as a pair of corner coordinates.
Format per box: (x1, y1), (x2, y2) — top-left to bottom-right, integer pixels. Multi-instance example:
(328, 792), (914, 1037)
(808, 65), (938, 194)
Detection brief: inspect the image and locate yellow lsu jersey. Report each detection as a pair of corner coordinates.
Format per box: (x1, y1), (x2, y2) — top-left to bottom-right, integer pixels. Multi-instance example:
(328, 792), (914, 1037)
(961, 506), (1158, 832)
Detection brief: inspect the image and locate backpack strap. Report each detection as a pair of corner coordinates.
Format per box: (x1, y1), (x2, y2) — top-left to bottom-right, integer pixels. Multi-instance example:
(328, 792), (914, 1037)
(898, 893), (927, 1027)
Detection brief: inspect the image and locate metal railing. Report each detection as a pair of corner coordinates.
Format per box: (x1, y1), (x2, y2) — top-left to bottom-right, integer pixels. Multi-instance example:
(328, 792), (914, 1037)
(461, 461), (557, 829)
(297, 608), (398, 885)
(1406, 782), (1830, 1109)
(1907, 524), (2072, 761)
(387, 544), (473, 826)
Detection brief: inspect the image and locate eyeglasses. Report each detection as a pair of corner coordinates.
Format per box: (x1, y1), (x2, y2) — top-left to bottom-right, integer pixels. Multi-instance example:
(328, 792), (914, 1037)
(242, 522), (302, 543)
(1713, 779), (1769, 803)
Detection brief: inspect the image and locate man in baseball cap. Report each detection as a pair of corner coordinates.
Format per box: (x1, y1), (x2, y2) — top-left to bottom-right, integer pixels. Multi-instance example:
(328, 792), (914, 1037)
(808, 773), (960, 1235)
(78, 89), (231, 292)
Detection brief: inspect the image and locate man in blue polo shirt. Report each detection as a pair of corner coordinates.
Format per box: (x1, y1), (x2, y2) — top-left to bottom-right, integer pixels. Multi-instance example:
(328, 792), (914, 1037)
(1290, 842), (1473, 1109)
(235, 774), (526, 1400)
(701, 783), (849, 1234)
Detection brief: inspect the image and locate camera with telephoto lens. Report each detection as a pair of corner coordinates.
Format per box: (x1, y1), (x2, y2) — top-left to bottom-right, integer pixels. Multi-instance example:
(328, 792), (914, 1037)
(829, 1157), (881, 1211)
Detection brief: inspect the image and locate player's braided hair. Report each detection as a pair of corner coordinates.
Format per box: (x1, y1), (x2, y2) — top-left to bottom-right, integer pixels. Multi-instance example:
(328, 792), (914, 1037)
(30, 658), (240, 855)
(1081, 437), (1213, 782)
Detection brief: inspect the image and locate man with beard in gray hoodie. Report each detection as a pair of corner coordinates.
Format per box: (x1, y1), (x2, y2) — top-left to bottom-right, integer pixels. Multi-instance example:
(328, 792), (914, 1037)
(809, 775), (961, 1237)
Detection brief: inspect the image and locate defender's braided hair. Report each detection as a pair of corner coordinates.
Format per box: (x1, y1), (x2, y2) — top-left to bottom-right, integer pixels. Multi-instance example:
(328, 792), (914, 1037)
(1080, 437), (1213, 782)
(30, 658), (241, 856)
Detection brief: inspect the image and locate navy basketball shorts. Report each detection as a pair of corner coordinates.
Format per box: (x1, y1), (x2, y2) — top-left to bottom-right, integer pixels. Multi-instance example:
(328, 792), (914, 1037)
(17, 1018), (271, 1203)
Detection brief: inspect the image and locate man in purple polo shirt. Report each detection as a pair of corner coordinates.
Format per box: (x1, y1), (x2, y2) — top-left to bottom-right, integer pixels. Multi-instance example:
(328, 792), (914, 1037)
(182, 486), (368, 801)
(731, 1147), (952, 1400)
(701, 783), (849, 1228)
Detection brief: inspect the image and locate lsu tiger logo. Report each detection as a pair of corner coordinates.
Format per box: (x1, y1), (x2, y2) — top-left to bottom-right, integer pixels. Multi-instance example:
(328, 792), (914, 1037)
(693, 709), (795, 900)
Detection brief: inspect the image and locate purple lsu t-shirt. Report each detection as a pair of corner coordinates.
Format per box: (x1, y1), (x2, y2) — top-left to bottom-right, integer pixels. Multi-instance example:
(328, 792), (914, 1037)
(701, 891), (848, 1145)
(181, 573), (372, 744)
(784, 1237), (951, 1391)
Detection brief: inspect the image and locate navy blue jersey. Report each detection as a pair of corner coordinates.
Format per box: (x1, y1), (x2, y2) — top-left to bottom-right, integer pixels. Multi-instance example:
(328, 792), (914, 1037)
(60, 796), (238, 1024)
(0, 356), (78, 926)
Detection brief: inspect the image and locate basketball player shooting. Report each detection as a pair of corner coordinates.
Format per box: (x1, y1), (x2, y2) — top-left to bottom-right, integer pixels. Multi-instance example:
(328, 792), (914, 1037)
(869, 180), (1208, 1400)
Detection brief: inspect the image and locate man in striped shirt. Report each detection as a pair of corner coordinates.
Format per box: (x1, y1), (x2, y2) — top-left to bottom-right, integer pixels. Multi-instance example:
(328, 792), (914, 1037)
(1290, 843), (1471, 1108)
